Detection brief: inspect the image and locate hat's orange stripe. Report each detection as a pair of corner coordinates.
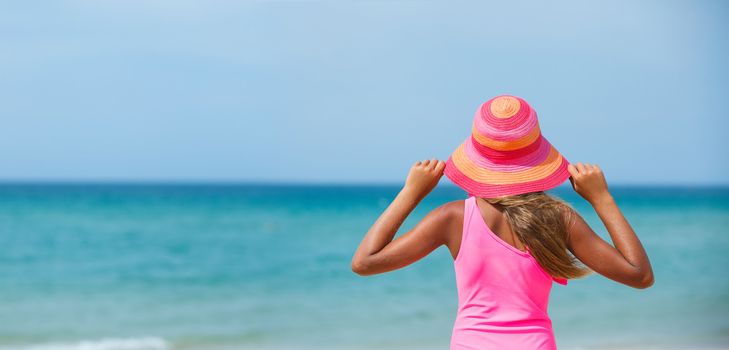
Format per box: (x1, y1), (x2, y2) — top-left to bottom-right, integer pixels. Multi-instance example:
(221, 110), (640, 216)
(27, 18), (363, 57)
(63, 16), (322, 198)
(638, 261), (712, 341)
(471, 124), (541, 151)
(450, 141), (564, 185)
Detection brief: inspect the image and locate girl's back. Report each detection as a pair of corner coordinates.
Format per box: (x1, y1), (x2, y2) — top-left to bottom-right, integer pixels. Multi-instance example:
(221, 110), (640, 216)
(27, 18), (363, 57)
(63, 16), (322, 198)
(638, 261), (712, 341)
(451, 195), (566, 350)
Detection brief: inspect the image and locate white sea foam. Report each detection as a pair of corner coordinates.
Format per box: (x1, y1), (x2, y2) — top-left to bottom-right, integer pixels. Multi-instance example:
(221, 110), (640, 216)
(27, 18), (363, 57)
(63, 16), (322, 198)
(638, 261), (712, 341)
(1, 338), (169, 350)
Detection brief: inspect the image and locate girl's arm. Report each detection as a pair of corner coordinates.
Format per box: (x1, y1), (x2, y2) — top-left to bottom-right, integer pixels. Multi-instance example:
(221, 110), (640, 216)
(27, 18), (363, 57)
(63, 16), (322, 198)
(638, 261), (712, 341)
(351, 159), (455, 276)
(566, 163), (655, 289)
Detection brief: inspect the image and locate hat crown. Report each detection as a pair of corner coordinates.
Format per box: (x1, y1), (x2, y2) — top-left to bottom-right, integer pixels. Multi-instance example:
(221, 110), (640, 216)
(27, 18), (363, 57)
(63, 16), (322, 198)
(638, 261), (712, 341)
(489, 96), (521, 119)
(472, 95), (541, 152)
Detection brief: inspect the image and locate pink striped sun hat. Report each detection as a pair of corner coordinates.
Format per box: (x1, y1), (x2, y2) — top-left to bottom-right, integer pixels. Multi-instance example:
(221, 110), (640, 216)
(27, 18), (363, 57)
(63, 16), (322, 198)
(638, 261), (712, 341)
(443, 95), (572, 198)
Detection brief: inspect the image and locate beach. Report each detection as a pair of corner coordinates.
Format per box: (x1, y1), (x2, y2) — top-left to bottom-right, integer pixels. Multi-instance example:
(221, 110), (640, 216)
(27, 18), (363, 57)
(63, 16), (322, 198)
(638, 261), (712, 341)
(0, 184), (727, 350)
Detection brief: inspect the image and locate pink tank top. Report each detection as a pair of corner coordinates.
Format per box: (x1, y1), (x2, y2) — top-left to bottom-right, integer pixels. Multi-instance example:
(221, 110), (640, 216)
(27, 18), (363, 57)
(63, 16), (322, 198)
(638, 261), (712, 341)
(451, 196), (568, 350)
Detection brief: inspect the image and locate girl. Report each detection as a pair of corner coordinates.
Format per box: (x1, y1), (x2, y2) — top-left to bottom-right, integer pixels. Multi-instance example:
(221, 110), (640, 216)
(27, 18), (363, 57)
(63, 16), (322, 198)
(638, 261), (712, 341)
(351, 95), (654, 350)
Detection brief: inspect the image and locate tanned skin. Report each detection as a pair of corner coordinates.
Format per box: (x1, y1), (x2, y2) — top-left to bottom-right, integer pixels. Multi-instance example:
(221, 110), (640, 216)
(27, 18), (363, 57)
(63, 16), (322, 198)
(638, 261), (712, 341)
(351, 159), (654, 289)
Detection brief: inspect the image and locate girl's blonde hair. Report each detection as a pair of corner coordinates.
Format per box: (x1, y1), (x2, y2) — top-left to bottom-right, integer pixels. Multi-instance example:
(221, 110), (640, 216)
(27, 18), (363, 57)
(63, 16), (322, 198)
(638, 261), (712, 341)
(482, 191), (593, 280)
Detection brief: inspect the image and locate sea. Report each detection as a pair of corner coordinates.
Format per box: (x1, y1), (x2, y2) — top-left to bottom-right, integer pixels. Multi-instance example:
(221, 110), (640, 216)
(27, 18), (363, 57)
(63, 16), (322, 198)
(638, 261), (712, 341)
(0, 183), (727, 350)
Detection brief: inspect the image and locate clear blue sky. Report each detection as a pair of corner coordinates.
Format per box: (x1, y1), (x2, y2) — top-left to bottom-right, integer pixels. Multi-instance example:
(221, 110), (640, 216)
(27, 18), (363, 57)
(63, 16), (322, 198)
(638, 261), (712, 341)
(1, 1), (727, 185)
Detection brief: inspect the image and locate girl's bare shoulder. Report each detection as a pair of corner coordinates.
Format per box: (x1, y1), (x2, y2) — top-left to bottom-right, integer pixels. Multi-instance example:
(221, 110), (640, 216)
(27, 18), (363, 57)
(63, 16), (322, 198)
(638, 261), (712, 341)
(433, 199), (466, 234)
(434, 200), (466, 259)
(437, 199), (466, 220)
(423, 199), (465, 235)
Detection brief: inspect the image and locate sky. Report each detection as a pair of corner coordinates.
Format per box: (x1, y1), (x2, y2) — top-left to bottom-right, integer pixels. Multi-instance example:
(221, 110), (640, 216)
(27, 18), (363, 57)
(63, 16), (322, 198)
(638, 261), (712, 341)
(1, 0), (727, 185)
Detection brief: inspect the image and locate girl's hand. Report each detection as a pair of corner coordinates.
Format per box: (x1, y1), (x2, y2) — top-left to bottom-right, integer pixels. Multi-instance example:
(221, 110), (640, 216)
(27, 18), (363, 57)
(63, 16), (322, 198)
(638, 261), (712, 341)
(567, 162), (611, 205)
(403, 159), (446, 199)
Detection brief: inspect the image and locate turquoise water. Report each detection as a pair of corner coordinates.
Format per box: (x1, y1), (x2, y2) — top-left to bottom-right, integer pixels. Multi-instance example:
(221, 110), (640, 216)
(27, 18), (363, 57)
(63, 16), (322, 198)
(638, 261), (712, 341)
(0, 184), (727, 350)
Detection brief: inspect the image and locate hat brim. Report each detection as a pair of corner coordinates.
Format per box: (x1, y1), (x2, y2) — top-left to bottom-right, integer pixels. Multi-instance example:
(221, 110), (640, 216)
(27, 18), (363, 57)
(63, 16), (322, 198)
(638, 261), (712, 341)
(444, 136), (571, 198)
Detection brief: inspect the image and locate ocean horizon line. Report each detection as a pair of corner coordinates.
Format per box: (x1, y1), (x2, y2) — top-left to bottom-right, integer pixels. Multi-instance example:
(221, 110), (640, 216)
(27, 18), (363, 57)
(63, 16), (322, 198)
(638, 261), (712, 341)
(0, 180), (726, 190)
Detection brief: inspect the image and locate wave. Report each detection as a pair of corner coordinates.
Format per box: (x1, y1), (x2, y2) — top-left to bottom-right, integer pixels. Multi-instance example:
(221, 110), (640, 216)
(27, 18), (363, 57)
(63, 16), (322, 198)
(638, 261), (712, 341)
(0, 338), (169, 350)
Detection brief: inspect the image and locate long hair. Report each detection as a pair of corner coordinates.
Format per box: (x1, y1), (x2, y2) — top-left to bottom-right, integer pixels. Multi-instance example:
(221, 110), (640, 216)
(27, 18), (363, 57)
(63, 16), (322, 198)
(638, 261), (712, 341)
(482, 191), (592, 280)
